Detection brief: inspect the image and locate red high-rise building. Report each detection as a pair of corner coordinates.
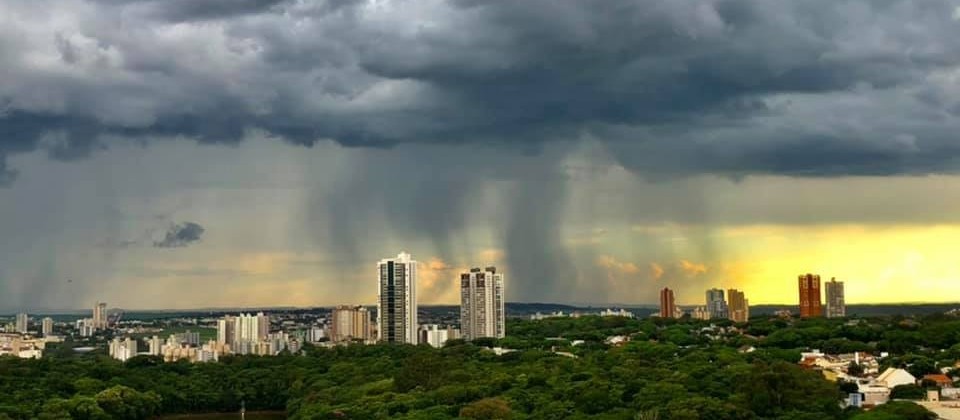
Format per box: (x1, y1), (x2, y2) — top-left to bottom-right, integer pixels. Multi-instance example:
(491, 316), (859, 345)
(798, 274), (822, 318)
(659, 287), (676, 318)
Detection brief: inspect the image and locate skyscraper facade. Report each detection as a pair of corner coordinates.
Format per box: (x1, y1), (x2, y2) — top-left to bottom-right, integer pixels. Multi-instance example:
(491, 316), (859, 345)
(377, 252), (418, 344)
(234, 313), (269, 344)
(659, 287), (676, 318)
(217, 316), (236, 345)
(93, 302), (108, 330)
(727, 289), (750, 323)
(42, 317), (54, 336)
(798, 274), (823, 318)
(705, 288), (728, 319)
(460, 267), (506, 340)
(825, 278), (846, 318)
(331, 305), (373, 343)
(15, 313), (28, 334)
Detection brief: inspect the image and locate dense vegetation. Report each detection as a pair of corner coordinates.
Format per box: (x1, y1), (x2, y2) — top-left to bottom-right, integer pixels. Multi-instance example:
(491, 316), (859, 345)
(3, 313), (959, 419)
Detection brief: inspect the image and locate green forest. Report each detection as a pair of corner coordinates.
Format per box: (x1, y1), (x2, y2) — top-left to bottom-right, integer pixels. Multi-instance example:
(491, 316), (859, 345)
(4, 314), (960, 419)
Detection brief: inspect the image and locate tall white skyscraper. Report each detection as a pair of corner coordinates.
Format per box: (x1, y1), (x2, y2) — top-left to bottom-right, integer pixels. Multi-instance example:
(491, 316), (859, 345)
(15, 313), (28, 334)
(825, 278), (846, 318)
(42, 317), (54, 336)
(93, 302), (108, 330)
(460, 267), (506, 340)
(377, 252), (418, 344)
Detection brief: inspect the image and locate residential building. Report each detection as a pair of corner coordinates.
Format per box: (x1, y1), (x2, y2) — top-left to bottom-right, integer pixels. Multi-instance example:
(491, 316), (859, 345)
(727, 289), (749, 323)
(76, 318), (96, 337)
(460, 267), (506, 340)
(825, 278), (846, 318)
(706, 289), (728, 320)
(148, 335), (163, 356)
(799, 274), (823, 318)
(331, 305), (372, 343)
(0, 334), (43, 359)
(691, 306), (710, 320)
(93, 302), (108, 329)
(659, 287), (676, 318)
(217, 316), (236, 345)
(109, 337), (138, 362)
(419, 324), (459, 348)
(234, 312), (269, 345)
(599, 308), (634, 318)
(175, 331), (200, 346)
(307, 326), (326, 343)
(15, 313), (28, 334)
(922, 374), (954, 388)
(875, 368), (917, 389)
(41, 317), (53, 336)
(377, 252), (418, 344)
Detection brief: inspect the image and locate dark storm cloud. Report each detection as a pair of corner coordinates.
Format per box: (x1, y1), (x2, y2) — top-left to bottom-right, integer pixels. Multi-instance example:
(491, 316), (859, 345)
(154, 222), (206, 248)
(87, 0), (290, 22)
(3, 0), (960, 180)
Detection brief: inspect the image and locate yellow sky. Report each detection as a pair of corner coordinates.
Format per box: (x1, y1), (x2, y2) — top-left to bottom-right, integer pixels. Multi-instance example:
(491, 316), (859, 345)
(690, 224), (960, 304)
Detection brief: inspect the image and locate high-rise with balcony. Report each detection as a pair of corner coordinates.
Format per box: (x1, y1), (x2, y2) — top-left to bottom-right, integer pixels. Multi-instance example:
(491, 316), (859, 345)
(331, 305), (373, 343)
(705, 288), (728, 319)
(377, 252), (418, 344)
(460, 267), (506, 340)
(798, 274), (822, 318)
(659, 287), (676, 318)
(825, 278), (846, 318)
(727, 289), (749, 323)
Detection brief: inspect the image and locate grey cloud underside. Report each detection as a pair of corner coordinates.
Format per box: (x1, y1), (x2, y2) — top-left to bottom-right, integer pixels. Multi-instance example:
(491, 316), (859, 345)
(3, 0), (960, 183)
(154, 222), (206, 248)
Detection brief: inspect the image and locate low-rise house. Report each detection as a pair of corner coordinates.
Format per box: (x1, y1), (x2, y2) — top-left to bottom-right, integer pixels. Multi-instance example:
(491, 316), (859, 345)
(923, 374), (954, 388)
(875, 368), (917, 389)
(859, 384), (891, 406)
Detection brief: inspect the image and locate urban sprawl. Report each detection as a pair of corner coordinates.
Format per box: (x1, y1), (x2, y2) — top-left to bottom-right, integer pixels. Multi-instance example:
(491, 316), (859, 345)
(3, 256), (958, 415)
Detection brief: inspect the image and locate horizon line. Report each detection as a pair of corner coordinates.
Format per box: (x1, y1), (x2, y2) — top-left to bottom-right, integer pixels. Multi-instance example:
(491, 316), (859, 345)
(3, 301), (960, 315)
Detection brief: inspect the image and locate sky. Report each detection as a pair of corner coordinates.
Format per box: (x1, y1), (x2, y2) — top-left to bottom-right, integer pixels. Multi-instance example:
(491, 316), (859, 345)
(3, 0), (960, 310)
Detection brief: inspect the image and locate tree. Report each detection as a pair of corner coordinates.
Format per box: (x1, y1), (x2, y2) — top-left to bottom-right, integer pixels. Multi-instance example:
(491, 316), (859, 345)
(65, 396), (111, 420)
(906, 358), (938, 379)
(890, 384), (925, 400)
(393, 351), (454, 392)
(847, 362), (865, 377)
(460, 398), (512, 419)
(851, 401), (936, 420)
(37, 399), (72, 420)
(73, 377), (107, 396)
(838, 380), (860, 395)
(95, 385), (162, 420)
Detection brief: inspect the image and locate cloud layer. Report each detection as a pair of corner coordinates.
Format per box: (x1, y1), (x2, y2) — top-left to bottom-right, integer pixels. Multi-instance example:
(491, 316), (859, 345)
(3, 0), (960, 183)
